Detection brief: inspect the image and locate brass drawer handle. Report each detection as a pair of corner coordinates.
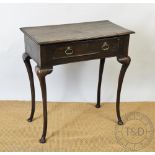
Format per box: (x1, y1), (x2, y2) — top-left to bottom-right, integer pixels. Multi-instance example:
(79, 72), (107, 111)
(101, 42), (109, 51)
(65, 46), (73, 55)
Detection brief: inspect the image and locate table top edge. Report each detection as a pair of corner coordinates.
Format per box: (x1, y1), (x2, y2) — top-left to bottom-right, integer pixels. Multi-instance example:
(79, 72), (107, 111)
(20, 20), (135, 45)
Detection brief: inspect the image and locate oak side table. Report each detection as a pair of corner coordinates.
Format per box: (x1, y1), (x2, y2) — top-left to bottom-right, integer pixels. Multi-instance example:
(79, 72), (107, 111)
(21, 20), (134, 143)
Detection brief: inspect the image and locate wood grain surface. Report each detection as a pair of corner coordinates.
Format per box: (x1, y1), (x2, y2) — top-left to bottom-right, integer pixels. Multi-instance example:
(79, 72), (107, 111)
(20, 20), (134, 45)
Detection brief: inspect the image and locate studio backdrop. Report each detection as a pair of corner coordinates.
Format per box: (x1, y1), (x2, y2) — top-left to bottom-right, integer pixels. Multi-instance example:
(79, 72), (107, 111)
(0, 3), (154, 102)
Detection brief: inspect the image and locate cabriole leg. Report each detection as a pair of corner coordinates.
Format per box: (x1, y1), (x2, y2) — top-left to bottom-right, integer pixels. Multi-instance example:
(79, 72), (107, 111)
(96, 58), (105, 108)
(35, 66), (52, 143)
(22, 53), (35, 122)
(116, 56), (131, 125)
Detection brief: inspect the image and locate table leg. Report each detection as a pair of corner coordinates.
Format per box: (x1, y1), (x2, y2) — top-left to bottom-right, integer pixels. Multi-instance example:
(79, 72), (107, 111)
(116, 56), (131, 125)
(96, 58), (105, 108)
(35, 66), (52, 143)
(22, 53), (35, 122)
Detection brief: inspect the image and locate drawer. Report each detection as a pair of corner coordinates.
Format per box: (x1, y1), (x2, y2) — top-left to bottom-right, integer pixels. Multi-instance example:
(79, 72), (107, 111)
(52, 37), (120, 59)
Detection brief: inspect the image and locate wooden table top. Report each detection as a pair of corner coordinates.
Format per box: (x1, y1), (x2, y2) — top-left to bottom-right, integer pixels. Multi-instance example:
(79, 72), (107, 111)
(20, 20), (134, 45)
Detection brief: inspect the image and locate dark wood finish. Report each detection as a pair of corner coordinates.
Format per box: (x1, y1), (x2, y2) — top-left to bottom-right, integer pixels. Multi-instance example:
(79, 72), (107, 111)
(24, 34), (130, 68)
(22, 53), (35, 122)
(116, 56), (131, 125)
(21, 21), (134, 69)
(24, 35), (41, 67)
(21, 20), (134, 143)
(96, 58), (105, 108)
(35, 66), (52, 143)
(51, 37), (119, 59)
(20, 20), (134, 44)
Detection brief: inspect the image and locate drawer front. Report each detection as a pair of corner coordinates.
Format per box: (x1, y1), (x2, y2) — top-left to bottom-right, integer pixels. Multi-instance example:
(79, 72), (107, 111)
(52, 37), (120, 59)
